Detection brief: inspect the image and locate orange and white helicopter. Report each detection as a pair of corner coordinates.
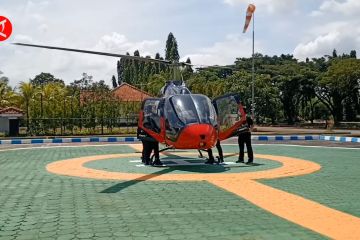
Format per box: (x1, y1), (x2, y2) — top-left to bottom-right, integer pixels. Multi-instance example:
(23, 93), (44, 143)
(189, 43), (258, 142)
(14, 43), (247, 151)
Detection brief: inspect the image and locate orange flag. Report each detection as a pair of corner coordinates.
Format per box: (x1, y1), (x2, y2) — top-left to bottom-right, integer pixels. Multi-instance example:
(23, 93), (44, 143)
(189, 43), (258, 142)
(243, 4), (256, 33)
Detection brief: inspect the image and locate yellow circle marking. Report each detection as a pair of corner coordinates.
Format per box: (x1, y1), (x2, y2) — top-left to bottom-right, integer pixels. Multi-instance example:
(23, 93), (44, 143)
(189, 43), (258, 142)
(46, 152), (318, 181)
(46, 145), (360, 239)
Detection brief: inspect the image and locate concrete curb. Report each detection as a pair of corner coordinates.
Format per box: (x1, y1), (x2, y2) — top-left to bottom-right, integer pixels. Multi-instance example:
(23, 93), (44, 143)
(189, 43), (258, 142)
(252, 135), (320, 141)
(0, 137), (138, 145)
(320, 135), (360, 143)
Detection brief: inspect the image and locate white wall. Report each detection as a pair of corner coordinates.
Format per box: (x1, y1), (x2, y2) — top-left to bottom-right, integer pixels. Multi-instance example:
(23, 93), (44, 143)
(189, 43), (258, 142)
(0, 117), (9, 134)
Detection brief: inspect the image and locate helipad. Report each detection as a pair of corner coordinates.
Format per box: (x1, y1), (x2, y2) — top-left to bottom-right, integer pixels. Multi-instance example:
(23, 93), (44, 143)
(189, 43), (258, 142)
(0, 142), (360, 239)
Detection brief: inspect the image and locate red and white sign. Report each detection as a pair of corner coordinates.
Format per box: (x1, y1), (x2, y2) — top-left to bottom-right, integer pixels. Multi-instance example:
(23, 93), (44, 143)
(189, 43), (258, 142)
(0, 16), (13, 41)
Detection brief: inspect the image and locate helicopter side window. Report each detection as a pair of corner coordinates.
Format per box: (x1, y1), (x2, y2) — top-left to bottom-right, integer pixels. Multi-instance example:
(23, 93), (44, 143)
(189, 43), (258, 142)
(213, 94), (242, 132)
(142, 99), (161, 133)
(192, 95), (217, 125)
(164, 99), (184, 141)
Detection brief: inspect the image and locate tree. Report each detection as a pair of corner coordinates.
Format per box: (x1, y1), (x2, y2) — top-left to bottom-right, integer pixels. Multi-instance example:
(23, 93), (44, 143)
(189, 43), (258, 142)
(165, 33), (175, 61)
(117, 60), (124, 85)
(165, 32), (180, 62)
(146, 73), (167, 96)
(350, 50), (357, 59)
(30, 72), (64, 86)
(182, 57), (193, 80)
(170, 39), (180, 62)
(19, 82), (35, 132)
(332, 49), (338, 58)
(70, 73), (93, 90)
(112, 75), (118, 88)
(90, 80), (110, 92)
(132, 50), (141, 84)
(0, 72), (18, 108)
(123, 53), (132, 83)
(316, 58), (360, 122)
(0, 70), (9, 83)
(154, 53), (161, 74)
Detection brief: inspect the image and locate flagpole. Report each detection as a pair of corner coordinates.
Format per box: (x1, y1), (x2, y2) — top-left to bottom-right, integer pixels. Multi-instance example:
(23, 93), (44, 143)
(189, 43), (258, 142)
(251, 12), (255, 120)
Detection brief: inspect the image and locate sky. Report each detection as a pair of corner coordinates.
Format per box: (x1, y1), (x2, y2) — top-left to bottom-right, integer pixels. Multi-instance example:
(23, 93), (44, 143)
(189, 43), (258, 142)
(0, 0), (359, 87)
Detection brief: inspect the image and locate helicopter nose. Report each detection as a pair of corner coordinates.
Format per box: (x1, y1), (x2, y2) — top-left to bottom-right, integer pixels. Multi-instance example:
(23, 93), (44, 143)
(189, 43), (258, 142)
(173, 124), (217, 149)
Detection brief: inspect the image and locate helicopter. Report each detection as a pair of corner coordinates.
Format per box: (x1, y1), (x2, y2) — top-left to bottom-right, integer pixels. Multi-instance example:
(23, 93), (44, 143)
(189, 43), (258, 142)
(13, 42), (247, 151)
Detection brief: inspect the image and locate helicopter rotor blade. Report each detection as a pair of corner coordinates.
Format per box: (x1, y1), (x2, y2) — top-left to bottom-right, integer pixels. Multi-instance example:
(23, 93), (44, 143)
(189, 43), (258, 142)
(13, 42), (172, 64)
(180, 62), (194, 67)
(195, 65), (234, 70)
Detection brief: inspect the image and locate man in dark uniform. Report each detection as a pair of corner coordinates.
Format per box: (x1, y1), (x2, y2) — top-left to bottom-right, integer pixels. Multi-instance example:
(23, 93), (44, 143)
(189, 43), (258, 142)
(151, 141), (162, 166)
(236, 107), (254, 164)
(202, 140), (223, 164)
(204, 99), (224, 164)
(215, 140), (224, 163)
(137, 127), (162, 166)
(204, 148), (215, 164)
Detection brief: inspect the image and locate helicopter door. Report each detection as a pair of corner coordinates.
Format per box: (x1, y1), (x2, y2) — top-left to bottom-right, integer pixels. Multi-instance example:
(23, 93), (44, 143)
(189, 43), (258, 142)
(140, 98), (164, 143)
(212, 94), (246, 140)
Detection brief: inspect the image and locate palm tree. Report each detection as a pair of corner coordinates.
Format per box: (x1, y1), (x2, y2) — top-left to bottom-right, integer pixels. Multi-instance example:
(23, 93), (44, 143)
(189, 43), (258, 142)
(19, 82), (35, 133)
(0, 82), (18, 108)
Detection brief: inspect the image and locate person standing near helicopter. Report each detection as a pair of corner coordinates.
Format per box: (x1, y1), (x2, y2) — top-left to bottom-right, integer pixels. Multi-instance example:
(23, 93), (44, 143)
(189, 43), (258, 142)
(137, 104), (162, 166)
(236, 106), (254, 164)
(137, 126), (162, 166)
(204, 139), (223, 164)
(204, 99), (224, 164)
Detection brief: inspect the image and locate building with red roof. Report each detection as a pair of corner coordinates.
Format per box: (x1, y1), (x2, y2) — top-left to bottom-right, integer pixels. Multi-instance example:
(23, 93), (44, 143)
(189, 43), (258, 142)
(112, 83), (152, 102)
(0, 107), (24, 136)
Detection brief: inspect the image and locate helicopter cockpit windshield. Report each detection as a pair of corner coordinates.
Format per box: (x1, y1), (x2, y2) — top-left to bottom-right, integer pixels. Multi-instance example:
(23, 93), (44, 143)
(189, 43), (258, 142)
(171, 95), (216, 125)
(164, 94), (217, 140)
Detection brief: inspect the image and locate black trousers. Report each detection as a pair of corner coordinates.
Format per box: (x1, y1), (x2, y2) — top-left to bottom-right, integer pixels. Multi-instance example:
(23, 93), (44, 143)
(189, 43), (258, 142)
(141, 140), (145, 163)
(152, 141), (160, 161)
(143, 140), (160, 164)
(216, 140), (223, 160)
(238, 132), (253, 162)
(205, 140), (223, 162)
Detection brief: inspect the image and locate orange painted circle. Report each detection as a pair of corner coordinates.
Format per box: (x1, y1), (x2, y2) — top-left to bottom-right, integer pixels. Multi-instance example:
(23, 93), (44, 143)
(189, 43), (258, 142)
(46, 152), (321, 181)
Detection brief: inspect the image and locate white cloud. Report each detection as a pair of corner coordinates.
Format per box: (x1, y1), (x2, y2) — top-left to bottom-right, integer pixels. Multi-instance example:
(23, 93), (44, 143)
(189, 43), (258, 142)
(37, 23), (48, 33)
(1, 32), (161, 86)
(223, 0), (297, 14)
(24, 1), (49, 14)
(293, 22), (360, 59)
(294, 32), (341, 59)
(294, 0), (360, 59)
(13, 34), (34, 43)
(94, 32), (160, 57)
(312, 0), (360, 16)
(181, 34), (263, 66)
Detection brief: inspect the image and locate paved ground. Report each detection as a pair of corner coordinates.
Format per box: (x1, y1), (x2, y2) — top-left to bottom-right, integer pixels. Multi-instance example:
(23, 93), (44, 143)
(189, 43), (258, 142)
(0, 142), (360, 239)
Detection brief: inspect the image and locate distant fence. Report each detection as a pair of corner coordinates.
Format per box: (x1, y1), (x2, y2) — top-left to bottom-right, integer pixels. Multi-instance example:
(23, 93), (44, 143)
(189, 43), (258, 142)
(336, 122), (360, 129)
(20, 117), (139, 136)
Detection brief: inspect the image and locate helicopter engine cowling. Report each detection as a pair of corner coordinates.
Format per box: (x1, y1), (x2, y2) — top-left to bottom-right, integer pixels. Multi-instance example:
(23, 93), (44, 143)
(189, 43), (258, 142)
(170, 124), (217, 149)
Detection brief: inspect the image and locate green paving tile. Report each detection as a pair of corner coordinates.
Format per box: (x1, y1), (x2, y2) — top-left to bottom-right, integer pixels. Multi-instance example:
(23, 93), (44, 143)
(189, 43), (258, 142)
(1, 144), (354, 239)
(0, 237), (15, 240)
(253, 145), (360, 218)
(55, 234), (75, 240)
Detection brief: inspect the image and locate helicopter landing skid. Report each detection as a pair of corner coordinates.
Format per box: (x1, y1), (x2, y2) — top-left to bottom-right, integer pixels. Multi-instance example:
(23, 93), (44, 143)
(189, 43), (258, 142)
(150, 146), (174, 161)
(159, 146), (174, 153)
